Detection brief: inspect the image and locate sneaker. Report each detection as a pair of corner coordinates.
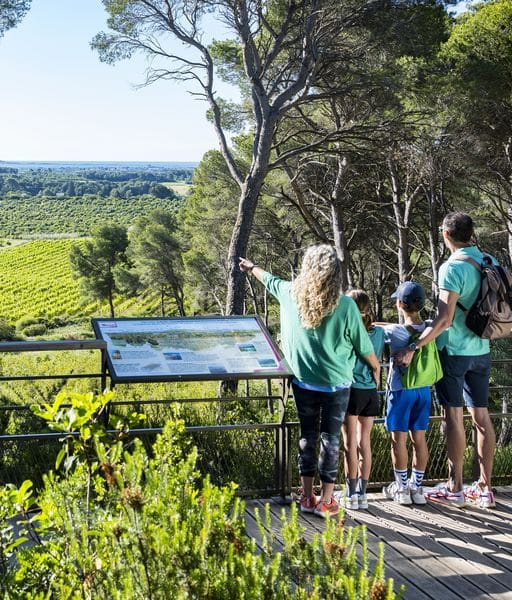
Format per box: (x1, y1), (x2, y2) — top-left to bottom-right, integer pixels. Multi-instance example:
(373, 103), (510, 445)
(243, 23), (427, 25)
(358, 493), (369, 509)
(344, 494), (359, 510)
(314, 497), (340, 518)
(425, 483), (465, 507)
(463, 481), (496, 509)
(410, 485), (427, 505)
(382, 481), (412, 505)
(299, 494), (319, 514)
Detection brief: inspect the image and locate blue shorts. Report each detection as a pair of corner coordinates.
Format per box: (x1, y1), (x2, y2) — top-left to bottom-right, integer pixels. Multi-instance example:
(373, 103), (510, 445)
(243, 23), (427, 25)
(435, 349), (491, 409)
(385, 387), (431, 432)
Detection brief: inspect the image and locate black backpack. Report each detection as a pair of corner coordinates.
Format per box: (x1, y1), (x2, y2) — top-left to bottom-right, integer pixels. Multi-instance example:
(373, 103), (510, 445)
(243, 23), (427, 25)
(455, 254), (512, 340)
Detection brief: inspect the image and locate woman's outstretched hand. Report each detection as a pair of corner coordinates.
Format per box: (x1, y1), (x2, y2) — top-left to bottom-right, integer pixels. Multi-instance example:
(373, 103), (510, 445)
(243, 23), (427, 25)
(239, 257), (255, 272)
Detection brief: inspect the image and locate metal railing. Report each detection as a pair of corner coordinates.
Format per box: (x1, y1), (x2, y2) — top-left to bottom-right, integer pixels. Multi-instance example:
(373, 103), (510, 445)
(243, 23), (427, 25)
(0, 340), (511, 496)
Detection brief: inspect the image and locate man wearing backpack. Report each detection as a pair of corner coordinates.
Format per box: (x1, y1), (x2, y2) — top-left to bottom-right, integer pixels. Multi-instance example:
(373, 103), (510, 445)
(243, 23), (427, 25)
(394, 212), (496, 509)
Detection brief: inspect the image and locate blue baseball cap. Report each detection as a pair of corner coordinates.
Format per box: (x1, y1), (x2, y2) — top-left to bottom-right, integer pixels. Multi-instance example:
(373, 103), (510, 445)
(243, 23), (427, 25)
(391, 281), (426, 308)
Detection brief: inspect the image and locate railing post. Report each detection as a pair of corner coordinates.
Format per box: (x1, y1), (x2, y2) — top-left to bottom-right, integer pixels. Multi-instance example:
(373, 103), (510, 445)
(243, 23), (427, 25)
(273, 377), (291, 504)
(471, 422), (479, 482)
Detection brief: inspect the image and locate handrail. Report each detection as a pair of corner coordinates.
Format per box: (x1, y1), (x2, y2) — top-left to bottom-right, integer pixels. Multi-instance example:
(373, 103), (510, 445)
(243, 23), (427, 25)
(0, 339), (511, 495)
(0, 340), (107, 352)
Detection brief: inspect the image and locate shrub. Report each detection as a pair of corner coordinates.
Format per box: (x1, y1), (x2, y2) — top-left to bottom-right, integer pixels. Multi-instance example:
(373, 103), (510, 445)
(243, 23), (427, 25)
(16, 316), (42, 330)
(0, 319), (16, 341)
(21, 323), (47, 337)
(0, 391), (401, 599)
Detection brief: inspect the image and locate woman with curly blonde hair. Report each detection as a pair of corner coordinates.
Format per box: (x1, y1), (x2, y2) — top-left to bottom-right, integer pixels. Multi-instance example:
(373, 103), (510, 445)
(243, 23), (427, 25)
(291, 244), (343, 329)
(240, 245), (380, 518)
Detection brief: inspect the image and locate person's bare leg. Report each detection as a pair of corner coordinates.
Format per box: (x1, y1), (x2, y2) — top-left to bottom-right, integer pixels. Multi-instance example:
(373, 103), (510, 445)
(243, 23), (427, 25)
(409, 429), (428, 472)
(301, 475), (315, 498)
(468, 407), (495, 491)
(342, 415), (358, 481)
(320, 481), (334, 504)
(444, 407), (465, 492)
(357, 416), (374, 480)
(390, 431), (408, 471)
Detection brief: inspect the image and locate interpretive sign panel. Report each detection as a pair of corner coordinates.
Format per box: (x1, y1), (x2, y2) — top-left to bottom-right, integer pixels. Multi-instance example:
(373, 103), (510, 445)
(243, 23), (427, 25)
(92, 316), (292, 383)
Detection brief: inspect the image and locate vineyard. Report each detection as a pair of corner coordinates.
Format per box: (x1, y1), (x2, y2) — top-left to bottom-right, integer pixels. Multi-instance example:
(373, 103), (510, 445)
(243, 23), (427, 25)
(0, 195), (181, 237)
(0, 239), (160, 325)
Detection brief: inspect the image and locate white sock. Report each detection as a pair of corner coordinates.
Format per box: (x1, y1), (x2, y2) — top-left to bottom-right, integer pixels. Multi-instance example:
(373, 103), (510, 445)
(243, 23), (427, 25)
(394, 469), (408, 489)
(411, 469), (425, 488)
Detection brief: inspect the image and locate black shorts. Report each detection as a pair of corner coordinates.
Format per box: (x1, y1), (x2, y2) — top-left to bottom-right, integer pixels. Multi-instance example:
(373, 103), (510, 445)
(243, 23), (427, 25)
(346, 387), (380, 417)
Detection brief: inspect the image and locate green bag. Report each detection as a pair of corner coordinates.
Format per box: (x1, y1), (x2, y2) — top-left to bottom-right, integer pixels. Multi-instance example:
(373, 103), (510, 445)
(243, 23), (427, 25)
(401, 326), (443, 390)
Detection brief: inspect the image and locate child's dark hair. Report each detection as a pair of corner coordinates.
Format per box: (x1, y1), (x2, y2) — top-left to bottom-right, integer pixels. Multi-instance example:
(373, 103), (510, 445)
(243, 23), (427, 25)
(347, 289), (373, 331)
(398, 299), (424, 314)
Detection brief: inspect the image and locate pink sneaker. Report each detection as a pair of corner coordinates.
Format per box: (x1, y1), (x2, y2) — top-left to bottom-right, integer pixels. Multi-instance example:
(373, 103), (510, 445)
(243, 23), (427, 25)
(313, 497), (340, 518)
(299, 494), (319, 513)
(425, 483), (466, 507)
(464, 481), (496, 509)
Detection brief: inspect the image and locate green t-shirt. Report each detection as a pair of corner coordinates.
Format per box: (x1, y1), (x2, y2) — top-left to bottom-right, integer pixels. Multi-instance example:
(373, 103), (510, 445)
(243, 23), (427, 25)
(262, 273), (374, 387)
(438, 246), (491, 356)
(351, 325), (385, 389)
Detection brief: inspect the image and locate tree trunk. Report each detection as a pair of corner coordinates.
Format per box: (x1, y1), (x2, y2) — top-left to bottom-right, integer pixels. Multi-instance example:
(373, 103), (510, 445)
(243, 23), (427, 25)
(331, 202), (352, 291)
(426, 185), (442, 300)
(508, 202), (512, 263)
(388, 159), (412, 282)
(225, 183), (262, 315)
(108, 290), (115, 318)
(225, 120), (276, 315)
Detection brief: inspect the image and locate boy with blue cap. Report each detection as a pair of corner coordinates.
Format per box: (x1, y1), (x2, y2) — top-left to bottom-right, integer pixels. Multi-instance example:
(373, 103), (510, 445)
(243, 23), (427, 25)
(379, 281), (432, 505)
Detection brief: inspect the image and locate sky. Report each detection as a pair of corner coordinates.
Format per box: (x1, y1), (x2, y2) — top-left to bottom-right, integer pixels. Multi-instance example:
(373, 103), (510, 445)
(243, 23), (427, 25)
(0, 0), (222, 162)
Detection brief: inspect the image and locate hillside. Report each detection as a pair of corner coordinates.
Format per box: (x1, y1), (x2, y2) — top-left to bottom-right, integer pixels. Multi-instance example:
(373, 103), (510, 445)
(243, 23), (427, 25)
(0, 239), (160, 325)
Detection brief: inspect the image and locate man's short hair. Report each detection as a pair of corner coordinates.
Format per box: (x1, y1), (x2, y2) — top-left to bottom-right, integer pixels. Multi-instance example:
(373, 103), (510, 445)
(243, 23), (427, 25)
(443, 212), (474, 244)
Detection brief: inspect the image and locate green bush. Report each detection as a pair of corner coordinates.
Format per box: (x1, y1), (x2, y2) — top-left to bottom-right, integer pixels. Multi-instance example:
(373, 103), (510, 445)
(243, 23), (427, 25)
(16, 316), (43, 330)
(0, 391), (400, 599)
(21, 323), (47, 337)
(0, 319), (16, 341)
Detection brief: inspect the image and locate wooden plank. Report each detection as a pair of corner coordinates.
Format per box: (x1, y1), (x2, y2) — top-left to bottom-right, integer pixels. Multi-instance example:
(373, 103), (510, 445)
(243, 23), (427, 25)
(245, 492), (512, 600)
(376, 499), (512, 596)
(245, 499), (431, 599)
(424, 499), (512, 550)
(353, 502), (492, 599)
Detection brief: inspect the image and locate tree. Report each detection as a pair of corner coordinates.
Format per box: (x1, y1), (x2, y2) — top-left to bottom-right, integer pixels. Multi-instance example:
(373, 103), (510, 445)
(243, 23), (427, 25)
(440, 0), (512, 262)
(93, 0), (383, 314)
(267, 0), (454, 290)
(0, 0), (31, 38)
(129, 209), (186, 316)
(69, 224), (130, 317)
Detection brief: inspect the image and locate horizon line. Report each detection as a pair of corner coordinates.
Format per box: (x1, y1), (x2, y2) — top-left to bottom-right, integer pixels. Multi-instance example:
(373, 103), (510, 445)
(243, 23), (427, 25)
(0, 159), (200, 164)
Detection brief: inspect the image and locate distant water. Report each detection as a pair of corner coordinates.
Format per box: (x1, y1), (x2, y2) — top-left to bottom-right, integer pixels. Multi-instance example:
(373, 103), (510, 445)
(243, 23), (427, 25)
(0, 160), (198, 171)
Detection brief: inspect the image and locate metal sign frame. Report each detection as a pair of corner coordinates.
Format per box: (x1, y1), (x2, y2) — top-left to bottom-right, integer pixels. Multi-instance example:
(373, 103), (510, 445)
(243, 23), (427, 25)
(92, 315), (292, 384)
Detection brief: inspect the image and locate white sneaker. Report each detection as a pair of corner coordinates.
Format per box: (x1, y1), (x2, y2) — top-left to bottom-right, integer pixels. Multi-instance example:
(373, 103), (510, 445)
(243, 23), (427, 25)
(410, 485), (427, 505)
(463, 481), (496, 509)
(358, 493), (369, 509)
(344, 494), (359, 510)
(425, 483), (466, 507)
(382, 481), (412, 505)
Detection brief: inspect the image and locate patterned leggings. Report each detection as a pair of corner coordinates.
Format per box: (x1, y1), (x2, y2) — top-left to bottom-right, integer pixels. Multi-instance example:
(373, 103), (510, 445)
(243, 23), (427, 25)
(292, 382), (349, 484)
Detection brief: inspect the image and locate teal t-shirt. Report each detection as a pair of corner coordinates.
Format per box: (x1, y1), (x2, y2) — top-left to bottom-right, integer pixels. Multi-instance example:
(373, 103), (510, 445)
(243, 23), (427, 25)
(438, 246), (492, 356)
(351, 326), (385, 389)
(262, 273), (374, 387)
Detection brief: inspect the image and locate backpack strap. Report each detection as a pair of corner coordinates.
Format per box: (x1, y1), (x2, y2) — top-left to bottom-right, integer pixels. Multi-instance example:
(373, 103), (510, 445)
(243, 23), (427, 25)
(452, 254), (484, 312)
(405, 324), (421, 342)
(497, 265), (512, 302)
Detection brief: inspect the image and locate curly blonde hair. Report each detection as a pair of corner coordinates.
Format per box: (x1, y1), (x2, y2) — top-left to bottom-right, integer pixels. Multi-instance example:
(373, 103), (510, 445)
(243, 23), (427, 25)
(292, 245), (343, 329)
(346, 289), (373, 332)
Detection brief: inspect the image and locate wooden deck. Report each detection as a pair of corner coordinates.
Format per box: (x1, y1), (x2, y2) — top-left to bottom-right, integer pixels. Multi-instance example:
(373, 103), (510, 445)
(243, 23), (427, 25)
(245, 486), (512, 600)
